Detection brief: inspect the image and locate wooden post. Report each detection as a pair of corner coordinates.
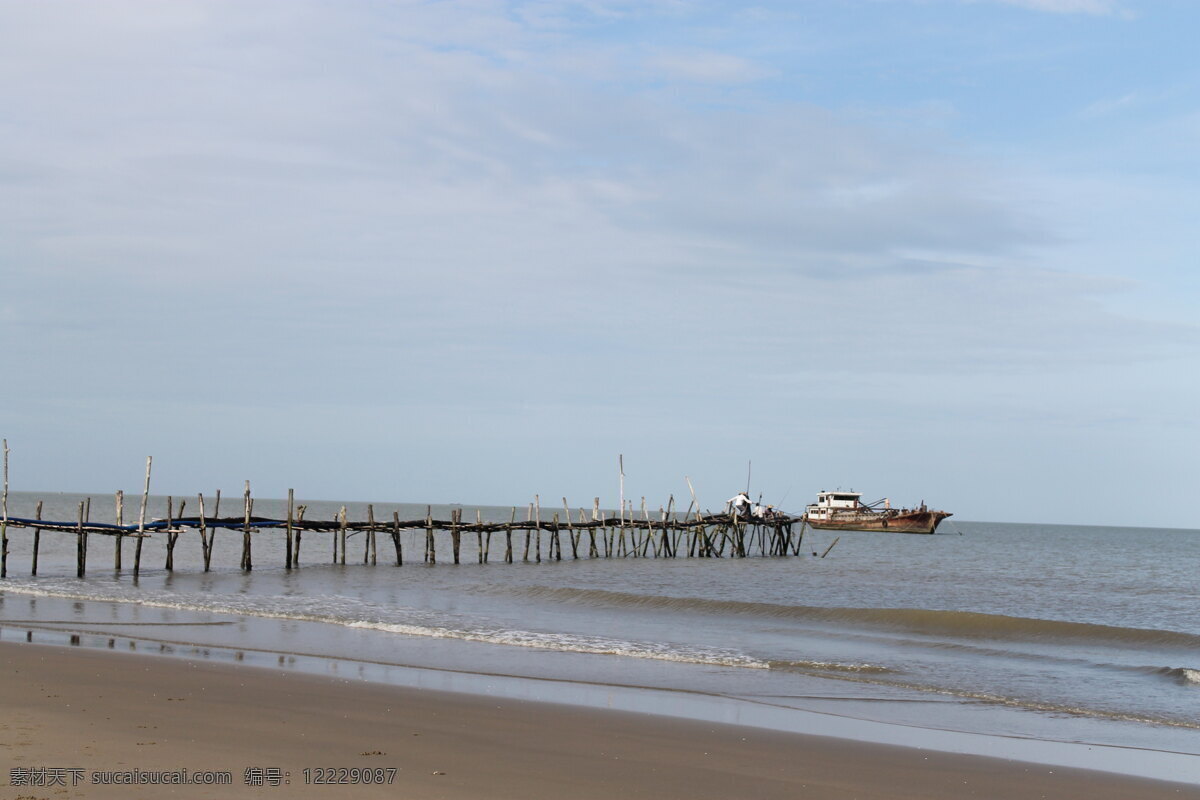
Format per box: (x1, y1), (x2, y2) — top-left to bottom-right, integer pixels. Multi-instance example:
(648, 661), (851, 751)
(523, 503), (531, 562)
(618, 454), (625, 529)
(198, 493), (211, 572)
(676, 499), (693, 556)
(534, 495), (542, 563)
(661, 496), (673, 557)
(425, 505), (434, 564)
(590, 498), (600, 558)
(792, 519), (807, 556)
(367, 504), (377, 566)
(617, 499), (628, 557)
(114, 490), (124, 570)
(31, 500), (43, 575)
(295, 505), (306, 566)
(605, 511), (613, 558)
(364, 504), (372, 564)
(165, 496), (175, 570)
(391, 510), (403, 566)
(286, 489), (294, 570)
(76, 500), (86, 578)
(1, 439), (8, 579)
(563, 498), (578, 559)
(476, 509), (484, 564)
(451, 508), (460, 565)
(134, 456), (151, 578)
(339, 505), (348, 565)
(209, 489), (221, 569)
(240, 481), (253, 571)
(83, 496), (91, 564)
(505, 507), (515, 564)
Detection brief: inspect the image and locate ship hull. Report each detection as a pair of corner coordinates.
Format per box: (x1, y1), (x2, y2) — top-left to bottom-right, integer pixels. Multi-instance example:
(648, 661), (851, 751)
(804, 510), (951, 534)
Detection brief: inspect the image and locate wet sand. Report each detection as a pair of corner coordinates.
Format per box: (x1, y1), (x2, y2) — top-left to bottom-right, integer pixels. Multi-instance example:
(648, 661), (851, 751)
(0, 641), (1195, 799)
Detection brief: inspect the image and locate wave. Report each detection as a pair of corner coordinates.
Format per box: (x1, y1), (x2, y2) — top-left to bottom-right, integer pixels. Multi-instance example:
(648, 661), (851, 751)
(5, 582), (1197, 730)
(767, 659), (892, 675)
(1154, 666), (1200, 687)
(346, 620), (767, 668)
(508, 586), (1200, 649)
(793, 667), (1200, 730)
(0, 582), (764, 671)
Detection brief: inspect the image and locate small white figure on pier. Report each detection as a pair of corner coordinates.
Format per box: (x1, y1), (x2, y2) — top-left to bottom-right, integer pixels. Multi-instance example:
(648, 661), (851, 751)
(752, 503), (777, 521)
(728, 491), (751, 518)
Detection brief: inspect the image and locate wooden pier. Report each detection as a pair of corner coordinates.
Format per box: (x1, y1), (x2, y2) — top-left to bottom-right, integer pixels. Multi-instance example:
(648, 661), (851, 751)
(0, 446), (809, 579)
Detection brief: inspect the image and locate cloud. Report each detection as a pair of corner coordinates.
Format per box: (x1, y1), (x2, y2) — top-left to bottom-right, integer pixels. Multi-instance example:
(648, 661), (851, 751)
(646, 49), (776, 83)
(1, 0), (1183, 389)
(985, 0), (1122, 14)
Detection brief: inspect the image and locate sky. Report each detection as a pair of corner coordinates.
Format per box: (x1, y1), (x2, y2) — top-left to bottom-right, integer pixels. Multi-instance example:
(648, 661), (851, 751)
(1, 0), (1197, 527)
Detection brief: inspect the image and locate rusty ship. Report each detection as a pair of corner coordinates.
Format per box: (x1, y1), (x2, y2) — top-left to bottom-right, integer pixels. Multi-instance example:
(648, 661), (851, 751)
(803, 490), (951, 534)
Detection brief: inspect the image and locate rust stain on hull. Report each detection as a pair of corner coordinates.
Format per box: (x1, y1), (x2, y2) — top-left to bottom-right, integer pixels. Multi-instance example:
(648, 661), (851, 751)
(805, 510), (952, 534)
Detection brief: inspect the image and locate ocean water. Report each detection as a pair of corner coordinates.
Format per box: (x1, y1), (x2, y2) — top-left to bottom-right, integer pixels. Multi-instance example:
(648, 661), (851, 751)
(2, 491), (1199, 773)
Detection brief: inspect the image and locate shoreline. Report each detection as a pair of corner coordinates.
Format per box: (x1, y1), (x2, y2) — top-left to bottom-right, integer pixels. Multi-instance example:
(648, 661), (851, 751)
(3, 629), (1200, 793)
(3, 640), (1198, 800)
(7, 620), (1200, 773)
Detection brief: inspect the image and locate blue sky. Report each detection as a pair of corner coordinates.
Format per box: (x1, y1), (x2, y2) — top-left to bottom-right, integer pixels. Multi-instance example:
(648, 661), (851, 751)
(1, 0), (1197, 526)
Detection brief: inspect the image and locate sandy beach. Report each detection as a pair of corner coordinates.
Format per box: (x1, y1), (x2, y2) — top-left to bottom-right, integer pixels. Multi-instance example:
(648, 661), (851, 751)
(1, 641), (1194, 800)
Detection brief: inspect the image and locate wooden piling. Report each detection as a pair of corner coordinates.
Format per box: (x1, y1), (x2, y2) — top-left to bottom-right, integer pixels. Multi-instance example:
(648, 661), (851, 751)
(241, 481), (253, 571)
(365, 504), (373, 564)
(114, 490), (124, 570)
(821, 536), (840, 558)
(523, 503), (531, 562)
(31, 500), (42, 576)
(134, 456), (151, 578)
(590, 498), (600, 558)
(505, 507), (515, 563)
(165, 496), (175, 571)
(339, 505), (348, 565)
(618, 454), (625, 528)
(75, 501), (86, 578)
(451, 508), (461, 565)
(476, 509), (484, 564)
(425, 506), (435, 564)
(209, 489), (221, 569)
(295, 504), (306, 566)
(563, 498), (578, 559)
(391, 510), (403, 566)
(198, 493), (212, 572)
(286, 489), (294, 570)
(367, 504), (377, 566)
(659, 500), (672, 557)
(534, 495), (542, 563)
(792, 519), (807, 556)
(551, 512), (561, 561)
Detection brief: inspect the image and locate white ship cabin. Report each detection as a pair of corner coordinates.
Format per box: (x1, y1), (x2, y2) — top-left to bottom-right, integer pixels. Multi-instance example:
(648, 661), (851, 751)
(806, 490), (863, 521)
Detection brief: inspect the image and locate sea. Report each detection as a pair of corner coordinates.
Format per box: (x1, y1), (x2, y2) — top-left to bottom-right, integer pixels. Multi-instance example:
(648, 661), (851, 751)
(2, 492), (1198, 782)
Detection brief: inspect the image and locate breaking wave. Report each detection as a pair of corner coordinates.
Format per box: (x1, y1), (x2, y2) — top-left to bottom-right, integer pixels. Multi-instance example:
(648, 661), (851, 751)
(1157, 667), (1200, 687)
(0, 582), (763, 670)
(509, 586), (1200, 649)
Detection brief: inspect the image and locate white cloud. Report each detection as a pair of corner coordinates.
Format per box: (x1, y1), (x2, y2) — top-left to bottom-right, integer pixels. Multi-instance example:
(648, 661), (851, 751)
(647, 49), (776, 83)
(986, 0), (1122, 14)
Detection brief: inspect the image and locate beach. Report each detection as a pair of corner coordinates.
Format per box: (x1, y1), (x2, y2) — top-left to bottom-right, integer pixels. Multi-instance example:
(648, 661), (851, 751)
(2, 497), (1199, 794)
(3, 641), (1196, 800)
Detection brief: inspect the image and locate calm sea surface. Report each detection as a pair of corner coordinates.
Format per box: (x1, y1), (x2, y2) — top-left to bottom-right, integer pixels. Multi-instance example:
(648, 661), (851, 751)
(2, 492), (1198, 765)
